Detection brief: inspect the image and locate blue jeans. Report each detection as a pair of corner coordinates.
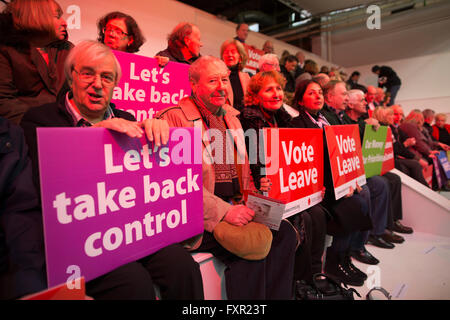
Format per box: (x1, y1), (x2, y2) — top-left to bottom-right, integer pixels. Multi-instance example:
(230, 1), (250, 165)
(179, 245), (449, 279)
(388, 85), (401, 105)
(349, 176), (389, 251)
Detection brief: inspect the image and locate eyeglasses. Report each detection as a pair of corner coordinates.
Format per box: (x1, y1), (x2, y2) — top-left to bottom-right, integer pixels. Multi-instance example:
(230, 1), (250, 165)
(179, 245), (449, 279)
(73, 68), (115, 86)
(103, 26), (129, 37)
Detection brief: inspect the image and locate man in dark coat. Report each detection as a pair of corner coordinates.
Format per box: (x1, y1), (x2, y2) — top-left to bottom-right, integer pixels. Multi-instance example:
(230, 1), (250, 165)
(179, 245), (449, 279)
(371, 65), (401, 105)
(20, 40), (204, 300)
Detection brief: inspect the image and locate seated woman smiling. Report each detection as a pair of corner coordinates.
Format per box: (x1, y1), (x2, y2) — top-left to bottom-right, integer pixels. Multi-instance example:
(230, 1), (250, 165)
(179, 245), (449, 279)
(238, 71), (330, 286)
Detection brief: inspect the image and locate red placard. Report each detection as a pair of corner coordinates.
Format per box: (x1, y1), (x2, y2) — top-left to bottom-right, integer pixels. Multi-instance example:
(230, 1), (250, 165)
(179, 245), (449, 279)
(381, 126), (395, 175)
(22, 278), (86, 300)
(242, 44), (264, 75)
(324, 125), (366, 200)
(262, 128), (324, 218)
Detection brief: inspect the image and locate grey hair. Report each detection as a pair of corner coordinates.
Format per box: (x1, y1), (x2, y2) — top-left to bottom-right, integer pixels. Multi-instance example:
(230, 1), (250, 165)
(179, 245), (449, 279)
(258, 54), (279, 70)
(189, 55), (227, 83)
(64, 40), (122, 85)
(347, 89), (365, 104)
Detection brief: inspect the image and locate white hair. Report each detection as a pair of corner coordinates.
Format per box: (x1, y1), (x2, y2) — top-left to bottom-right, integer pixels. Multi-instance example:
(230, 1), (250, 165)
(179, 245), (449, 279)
(64, 40), (122, 85)
(347, 89), (365, 105)
(258, 54), (279, 71)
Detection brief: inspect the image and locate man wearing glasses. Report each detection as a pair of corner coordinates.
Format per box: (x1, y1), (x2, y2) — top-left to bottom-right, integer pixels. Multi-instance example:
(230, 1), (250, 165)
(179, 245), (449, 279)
(20, 40), (204, 300)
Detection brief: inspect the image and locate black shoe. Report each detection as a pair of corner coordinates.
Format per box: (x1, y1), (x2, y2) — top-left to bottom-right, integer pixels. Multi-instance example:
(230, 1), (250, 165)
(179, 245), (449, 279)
(350, 248), (380, 265)
(393, 220), (413, 234)
(344, 256), (367, 281)
(324, 262), (365, 287)
(367, 235), (395, 249)
(382, 230), (405, 244)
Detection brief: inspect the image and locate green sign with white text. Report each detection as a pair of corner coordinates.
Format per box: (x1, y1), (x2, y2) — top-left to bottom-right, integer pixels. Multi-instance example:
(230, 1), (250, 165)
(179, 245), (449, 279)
(361, 125), (388, 178)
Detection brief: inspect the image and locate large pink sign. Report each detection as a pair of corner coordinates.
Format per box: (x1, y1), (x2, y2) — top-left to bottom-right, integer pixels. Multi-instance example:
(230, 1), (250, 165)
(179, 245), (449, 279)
(112, 51), (191, 121)
(37, 127), (203, 287)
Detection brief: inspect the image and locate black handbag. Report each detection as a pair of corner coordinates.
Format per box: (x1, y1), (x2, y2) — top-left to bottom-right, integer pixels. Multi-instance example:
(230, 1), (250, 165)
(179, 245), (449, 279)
(295, 273), (361, 300)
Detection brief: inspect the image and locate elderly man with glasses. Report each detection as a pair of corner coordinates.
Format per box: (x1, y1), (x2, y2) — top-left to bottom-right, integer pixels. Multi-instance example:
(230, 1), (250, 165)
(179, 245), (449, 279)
(19, 40), (204, 300)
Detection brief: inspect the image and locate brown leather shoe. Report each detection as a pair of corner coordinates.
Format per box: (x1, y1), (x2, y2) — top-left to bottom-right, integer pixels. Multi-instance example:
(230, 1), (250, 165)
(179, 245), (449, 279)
(393, 220), (413, 234)
(382, 230), (404, 244)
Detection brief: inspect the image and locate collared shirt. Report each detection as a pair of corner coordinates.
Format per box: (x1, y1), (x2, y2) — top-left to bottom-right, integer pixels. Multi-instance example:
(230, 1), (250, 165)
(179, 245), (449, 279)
(304, 110), (330, 129)
(65, 92), (114, 127)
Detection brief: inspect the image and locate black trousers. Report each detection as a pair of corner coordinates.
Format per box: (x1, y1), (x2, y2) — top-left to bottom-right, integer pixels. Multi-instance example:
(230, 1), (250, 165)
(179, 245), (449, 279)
(381, 172), (402, 230)
(86, 243), (204, 300)
(395, 158), (428, 186)
(289, 205), (327, 283)
(194, 220), (297, 300)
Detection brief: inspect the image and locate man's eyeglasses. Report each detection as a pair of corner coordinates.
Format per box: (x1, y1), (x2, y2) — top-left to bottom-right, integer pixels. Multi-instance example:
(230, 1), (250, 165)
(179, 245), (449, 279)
(73, 68), (115, 86)
(103, 26), (129, 37)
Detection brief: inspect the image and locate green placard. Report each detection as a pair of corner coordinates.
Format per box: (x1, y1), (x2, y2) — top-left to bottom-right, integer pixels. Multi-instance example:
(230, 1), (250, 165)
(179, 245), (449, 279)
(361, 125), (388, 178)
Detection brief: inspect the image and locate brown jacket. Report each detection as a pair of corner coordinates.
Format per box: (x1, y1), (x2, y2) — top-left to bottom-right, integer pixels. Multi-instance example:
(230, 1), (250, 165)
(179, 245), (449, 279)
(157, 97), (255, 238)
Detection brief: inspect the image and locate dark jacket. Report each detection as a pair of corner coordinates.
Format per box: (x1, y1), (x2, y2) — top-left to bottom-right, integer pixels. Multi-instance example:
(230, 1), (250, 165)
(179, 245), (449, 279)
(390, 124), (419, 160)
(20, 94), (135, 195)
(291, 109), (336, 206)
(342, 113), (366, 141)
(156, 46), (198, 65)
(291, 108), (371, 235)
(238, 104), (292, 189)
(321, 103), (344, 126)
(0, 117), (46, 299)
(377, 66), (401, 90)
(399, 122), (439, 160)
(280, 65), (296, 93)
(0, 13), (73, 125)
(432, 125), (450, 145)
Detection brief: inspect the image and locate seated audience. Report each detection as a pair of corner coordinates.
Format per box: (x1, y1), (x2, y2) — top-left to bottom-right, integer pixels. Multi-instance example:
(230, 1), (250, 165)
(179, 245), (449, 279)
(321, 83), (395, 250)
(400, 110), (448, 162)
(220, 39), (250, 112)
(291, 79), (374, 286)
(157, 56), (297, 299)
(238, 71), (329, 286)
(373, 107), (429, 186)
(400, 110), (449, 190)
(344, 91), (413, 239)
(0, 0), (73, 124)
(20, 40), (204, 300)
